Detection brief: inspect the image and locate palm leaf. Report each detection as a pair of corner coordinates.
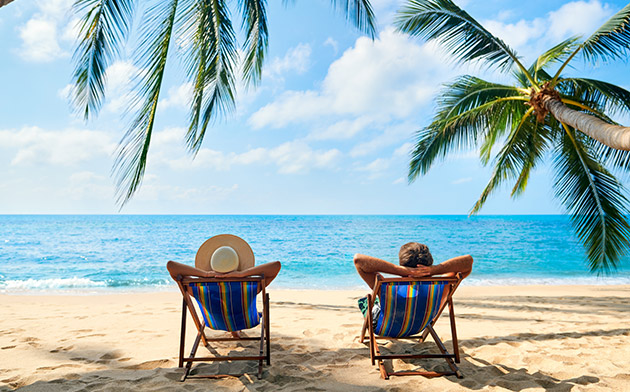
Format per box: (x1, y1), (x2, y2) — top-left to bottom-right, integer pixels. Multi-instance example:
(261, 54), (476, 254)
(581, 3), (630, 63)
(113, 0), (179, 205)
(531, 37), (580, 81)
(183, 0), (237, 154)
(239, 0), (269, 86)
(409, 76), (527, 180)
(283, 0), (376, 37)
(72, 0), (135, 119)
(591, 141), (630, 172)
(553, 125), (630, 273)
(333, 0), (377, 38)
(557, 78), (630, 117)
(395, 0), (531, 80)
(470, 107), (552, 214)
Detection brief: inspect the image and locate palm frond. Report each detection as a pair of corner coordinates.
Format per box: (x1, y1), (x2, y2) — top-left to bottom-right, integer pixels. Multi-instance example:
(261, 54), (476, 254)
(531, 37), (580, 81)
(591, 141), (630, 172)
(113, 0), (179, 205)
(553, 125), (630, 273)
(332, 0), (377, 38)
(72, 0), (135, 119)
(182, 0), (237, 154)
(581, 3), (630, 63)
(282, 0), (376, 37)
(557, 78), (630, 117)
(395, 0), (531, 80)
(239, 0), (269, 86)
(409, 76), (527, 180)
(470, 107), (552, 213)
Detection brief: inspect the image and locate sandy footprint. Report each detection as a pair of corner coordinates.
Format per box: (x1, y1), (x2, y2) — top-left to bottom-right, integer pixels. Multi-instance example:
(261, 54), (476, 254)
(36, 364), (82, 371)
(123, 359), (173, 370)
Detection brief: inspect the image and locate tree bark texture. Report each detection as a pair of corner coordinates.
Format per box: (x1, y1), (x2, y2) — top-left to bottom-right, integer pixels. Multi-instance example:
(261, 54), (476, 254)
(0, 0), (15, 8)
(544, 96), (630, 151)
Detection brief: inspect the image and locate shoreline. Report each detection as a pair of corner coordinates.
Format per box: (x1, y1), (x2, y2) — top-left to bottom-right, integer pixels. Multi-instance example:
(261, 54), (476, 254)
(3, 280), (630, 296)
(1, 285), (629, 391)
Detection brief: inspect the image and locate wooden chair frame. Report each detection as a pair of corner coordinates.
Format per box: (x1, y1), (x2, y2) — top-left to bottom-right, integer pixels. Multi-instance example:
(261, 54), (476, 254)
(359, 274), (463, 379)
(174, 274), (271, 381)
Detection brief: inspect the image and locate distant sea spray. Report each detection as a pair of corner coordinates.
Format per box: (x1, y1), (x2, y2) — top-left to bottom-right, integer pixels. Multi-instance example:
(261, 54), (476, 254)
(1, 215), (629, 293)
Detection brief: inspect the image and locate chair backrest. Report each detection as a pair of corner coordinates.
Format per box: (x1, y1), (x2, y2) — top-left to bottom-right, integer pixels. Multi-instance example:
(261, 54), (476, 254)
(186, 279), (262, 332)
(374, 277), (459, 338)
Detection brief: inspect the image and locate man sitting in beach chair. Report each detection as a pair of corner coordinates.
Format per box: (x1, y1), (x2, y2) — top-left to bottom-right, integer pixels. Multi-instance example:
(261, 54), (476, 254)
(167, 234), (281, 380)
(354, 243), (472, 379)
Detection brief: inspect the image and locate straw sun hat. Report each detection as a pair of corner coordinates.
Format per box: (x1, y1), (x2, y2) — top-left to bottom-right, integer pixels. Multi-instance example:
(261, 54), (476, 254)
(195, 234), (255, 273)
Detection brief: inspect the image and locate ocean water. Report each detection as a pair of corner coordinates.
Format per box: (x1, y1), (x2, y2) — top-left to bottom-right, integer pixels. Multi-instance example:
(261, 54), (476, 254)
(1, 215), (629, 293)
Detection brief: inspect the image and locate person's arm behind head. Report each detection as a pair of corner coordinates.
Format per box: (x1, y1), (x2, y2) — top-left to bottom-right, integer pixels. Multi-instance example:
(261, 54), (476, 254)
(430, 255), (473, 278)
(217, 261), (282, 289)
(166, 260), (213, 280)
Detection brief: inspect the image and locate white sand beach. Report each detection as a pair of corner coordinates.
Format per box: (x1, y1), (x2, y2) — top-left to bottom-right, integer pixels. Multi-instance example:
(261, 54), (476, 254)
(1, 285), (629, 391)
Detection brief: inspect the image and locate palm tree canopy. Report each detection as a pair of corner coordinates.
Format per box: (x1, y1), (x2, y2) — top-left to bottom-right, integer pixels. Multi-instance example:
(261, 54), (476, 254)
(397, 0), (630, 273)
(70, 0), (377, 204)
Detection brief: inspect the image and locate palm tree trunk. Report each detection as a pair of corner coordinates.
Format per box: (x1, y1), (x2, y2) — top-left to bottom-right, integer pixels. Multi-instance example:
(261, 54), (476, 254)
(543, 96), (630, 151)
(0, 0), (15, 8)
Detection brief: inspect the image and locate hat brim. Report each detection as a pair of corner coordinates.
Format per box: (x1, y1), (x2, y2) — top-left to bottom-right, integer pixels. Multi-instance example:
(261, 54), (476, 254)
(195, 234), (255, 272)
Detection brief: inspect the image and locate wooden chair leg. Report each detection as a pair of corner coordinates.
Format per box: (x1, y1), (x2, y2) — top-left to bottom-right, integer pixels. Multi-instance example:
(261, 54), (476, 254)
(178, 298), (186, 368)
(257, 316), (265, 380)
(265, 293), (271, 365)
(367, 294), (376, 366)
(427, 325), (462, 378)
(378, 359), (389, 380)
(181, 328), (204, 382)
(448, 298), (460, 364)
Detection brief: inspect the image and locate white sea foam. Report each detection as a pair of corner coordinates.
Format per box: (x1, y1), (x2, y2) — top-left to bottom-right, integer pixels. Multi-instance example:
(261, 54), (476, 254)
(463, 276), (630, 286)
(0, 278), (107, 291)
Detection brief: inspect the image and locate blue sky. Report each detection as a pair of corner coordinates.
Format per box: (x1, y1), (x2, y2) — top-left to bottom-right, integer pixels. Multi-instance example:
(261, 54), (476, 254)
(1, 0), (629, 214)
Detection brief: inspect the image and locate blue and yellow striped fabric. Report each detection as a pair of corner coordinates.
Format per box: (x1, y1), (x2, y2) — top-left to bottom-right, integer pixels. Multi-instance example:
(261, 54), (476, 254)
(374, 281), (447, 338)
(188, 281), (261, 332)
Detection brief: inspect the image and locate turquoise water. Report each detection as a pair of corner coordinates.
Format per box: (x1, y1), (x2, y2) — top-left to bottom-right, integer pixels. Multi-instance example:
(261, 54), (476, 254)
(1, 215), (629, 293)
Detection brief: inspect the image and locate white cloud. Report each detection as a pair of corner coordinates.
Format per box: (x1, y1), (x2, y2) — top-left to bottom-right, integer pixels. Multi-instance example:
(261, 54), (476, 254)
(483, 0), (612, 62)
(69, 171), (104, 183)
(158, 128), (341, 175)
(18, 18), (64, 61)
(57, 83), (74, 101)
(17, 0), (74, 62)
(106, 61), (138, 91)
(308, 116), (377, 141)
(350, 122), (414, 157)
(264, 43), (312, 79)
(269, 140), (341, 174)
(323, 37), (338, 54)
(103, 61), (141, 114)
(394, 142), (413, 157)
(0, 126), (115, 166)
(160, 82), (193, 110)
(547, 1), (611, 40)
(356, 158), (390, 180)
(134, 182), (239, 203)
(484, 18), (545, 54)
(249, 29), (454, 129)
(451, 177), (473, 185)
(64, 171), (112, 201)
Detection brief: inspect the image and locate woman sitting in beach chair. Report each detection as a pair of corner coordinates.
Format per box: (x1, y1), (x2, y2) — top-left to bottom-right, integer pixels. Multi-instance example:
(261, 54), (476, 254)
(167, 234), (281, 380)
(354, 243), (473, 379)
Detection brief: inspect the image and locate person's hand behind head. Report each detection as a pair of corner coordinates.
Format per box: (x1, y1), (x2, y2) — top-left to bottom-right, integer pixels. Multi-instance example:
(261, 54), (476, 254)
(406, 265), (432, 278)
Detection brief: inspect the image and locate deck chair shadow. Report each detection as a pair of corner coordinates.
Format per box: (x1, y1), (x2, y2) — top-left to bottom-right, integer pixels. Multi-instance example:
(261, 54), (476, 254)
(170, 271), (270, 381)
(359, 273), (463, 379)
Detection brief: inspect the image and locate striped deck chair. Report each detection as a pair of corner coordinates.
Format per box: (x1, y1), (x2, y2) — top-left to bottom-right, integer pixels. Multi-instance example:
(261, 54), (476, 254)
(359, 274), (463, 379)
(172, 274), (270, 381)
